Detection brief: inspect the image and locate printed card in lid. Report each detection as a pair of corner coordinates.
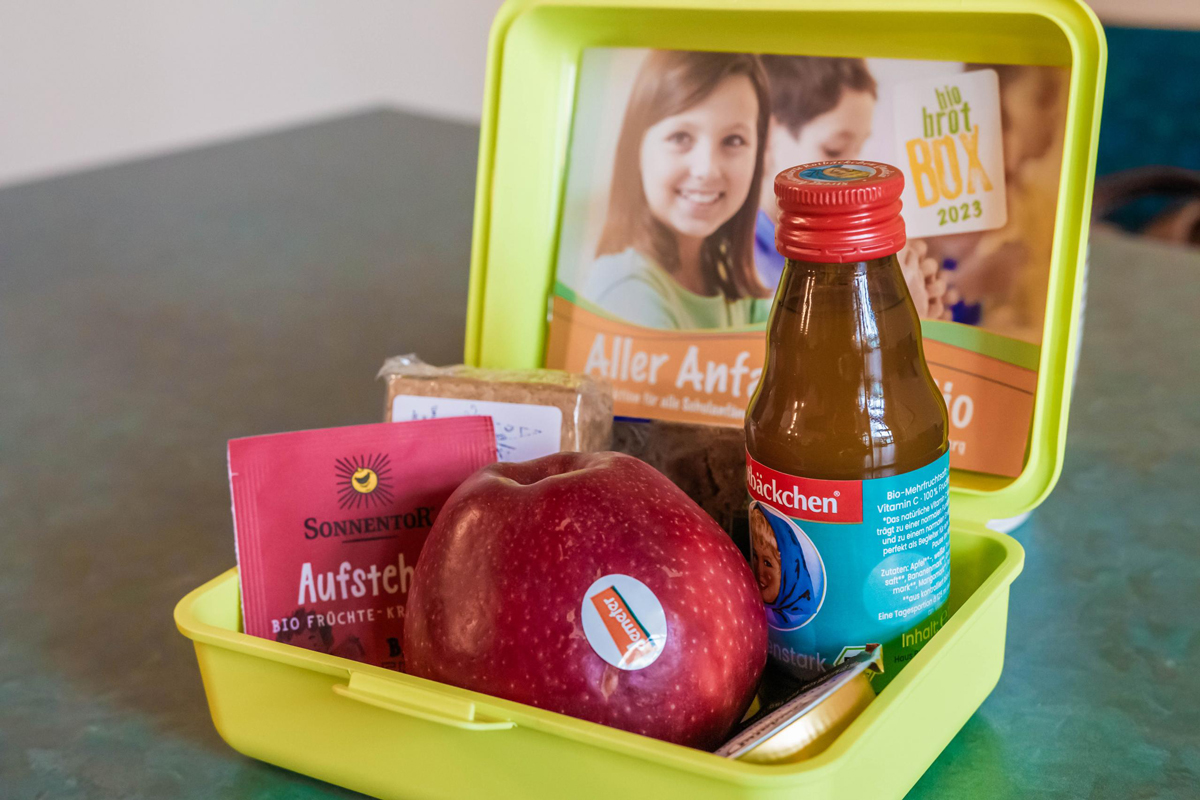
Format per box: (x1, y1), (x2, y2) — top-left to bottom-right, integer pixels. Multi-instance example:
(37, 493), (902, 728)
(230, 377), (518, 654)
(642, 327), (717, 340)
(229, 417), (497, 671)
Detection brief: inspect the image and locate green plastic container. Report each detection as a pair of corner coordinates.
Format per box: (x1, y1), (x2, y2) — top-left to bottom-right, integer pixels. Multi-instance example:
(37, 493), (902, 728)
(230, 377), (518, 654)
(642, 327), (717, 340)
(175, 1), (1105, 797)
(176, 522), (1018, 799)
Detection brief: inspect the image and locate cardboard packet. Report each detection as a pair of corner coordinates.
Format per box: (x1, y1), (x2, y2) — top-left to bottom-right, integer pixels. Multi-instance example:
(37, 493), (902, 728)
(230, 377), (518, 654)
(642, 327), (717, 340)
(229, 417), (497, 671)
(379, 354), (613, 461)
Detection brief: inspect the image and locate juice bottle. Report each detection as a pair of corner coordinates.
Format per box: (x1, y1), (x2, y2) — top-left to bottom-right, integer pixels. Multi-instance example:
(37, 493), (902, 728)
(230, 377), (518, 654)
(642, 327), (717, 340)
(745, 161), (950, 688)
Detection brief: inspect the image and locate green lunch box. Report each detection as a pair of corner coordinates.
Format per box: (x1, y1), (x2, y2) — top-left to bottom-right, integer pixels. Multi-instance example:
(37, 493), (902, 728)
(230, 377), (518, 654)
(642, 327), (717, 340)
(176, 1), (1106, 797)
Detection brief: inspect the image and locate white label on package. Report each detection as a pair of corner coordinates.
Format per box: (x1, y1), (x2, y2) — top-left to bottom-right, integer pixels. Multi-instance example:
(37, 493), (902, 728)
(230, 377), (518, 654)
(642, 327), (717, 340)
(893, 69), (1007, 239)
(391, 395), (563, 462)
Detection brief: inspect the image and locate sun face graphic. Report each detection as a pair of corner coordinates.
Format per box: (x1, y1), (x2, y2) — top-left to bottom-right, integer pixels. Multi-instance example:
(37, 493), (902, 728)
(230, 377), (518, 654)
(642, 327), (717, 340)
(335, 453), (394, 510)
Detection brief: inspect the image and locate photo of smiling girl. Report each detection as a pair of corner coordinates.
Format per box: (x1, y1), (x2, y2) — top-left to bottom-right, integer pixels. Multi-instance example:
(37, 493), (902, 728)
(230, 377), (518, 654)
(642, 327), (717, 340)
(581, 51), (774, 330)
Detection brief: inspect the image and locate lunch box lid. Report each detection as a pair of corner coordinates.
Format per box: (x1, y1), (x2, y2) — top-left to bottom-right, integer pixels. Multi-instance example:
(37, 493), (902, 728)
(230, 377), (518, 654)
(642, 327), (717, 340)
(462, 0), (1106, 525)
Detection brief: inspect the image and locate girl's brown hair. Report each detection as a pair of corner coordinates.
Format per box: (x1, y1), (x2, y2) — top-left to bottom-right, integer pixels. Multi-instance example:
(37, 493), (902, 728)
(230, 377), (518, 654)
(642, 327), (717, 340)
(596, 50), (772, 301)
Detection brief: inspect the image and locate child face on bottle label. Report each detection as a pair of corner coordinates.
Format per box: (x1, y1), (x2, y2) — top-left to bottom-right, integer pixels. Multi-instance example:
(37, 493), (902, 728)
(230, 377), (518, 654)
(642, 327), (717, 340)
(750, 505), (783, 603)
(749, 501), (826, 631)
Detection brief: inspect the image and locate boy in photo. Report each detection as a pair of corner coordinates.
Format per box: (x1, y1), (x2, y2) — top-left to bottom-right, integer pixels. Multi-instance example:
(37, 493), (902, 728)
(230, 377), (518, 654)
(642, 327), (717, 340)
(756, 55), (951, 319)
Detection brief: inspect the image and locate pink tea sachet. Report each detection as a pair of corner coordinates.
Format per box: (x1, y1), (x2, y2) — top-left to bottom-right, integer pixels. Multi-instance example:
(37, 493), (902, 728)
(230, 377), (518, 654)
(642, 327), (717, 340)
(229, 417), (497, 671)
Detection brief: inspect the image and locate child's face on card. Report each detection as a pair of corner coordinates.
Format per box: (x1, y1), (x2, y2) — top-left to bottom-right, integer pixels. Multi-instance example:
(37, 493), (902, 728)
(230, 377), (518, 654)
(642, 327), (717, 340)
(639, 74), (759, 242)
(771, 89), (875, 175)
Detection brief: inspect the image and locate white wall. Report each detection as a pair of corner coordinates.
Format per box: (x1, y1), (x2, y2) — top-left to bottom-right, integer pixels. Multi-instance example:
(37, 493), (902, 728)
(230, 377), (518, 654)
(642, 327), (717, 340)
(0, 0), (502, 187)
(1087, 0), (1200, 28)
(2, 1), (1196, 189)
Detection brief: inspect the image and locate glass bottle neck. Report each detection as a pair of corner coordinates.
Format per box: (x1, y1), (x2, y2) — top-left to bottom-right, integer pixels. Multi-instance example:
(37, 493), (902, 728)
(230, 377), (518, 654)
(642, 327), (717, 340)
(747, 250), (945, 479)
(767, 254), (918, 360)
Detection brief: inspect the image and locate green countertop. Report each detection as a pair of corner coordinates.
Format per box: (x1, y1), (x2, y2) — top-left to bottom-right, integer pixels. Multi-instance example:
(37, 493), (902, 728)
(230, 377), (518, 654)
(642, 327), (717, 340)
(1, 110), (1196, 799)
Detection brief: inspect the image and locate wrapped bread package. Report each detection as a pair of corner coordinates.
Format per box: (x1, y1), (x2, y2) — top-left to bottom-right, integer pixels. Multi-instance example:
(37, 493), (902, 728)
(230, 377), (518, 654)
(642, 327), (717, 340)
(380, 355), (613, 461)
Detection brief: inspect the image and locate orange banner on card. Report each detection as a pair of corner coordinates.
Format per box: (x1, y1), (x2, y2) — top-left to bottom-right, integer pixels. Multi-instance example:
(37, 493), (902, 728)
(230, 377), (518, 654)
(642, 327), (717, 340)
(922, 339), (1036, 477)
(546, 295), (764, 425)
(546, 295), (1037, 477)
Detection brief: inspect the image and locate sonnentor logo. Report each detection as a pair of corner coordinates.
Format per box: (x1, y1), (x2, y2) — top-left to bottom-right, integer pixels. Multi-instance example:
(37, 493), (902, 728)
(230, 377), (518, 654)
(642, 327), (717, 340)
(745, 451), (863, 523)
(580, 575), (667, 671)
(335, 454), (394, 510)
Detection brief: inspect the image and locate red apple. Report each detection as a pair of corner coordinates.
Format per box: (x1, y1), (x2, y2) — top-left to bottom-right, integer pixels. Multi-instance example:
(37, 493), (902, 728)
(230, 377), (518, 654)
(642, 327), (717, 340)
(404, 451), (767, 750)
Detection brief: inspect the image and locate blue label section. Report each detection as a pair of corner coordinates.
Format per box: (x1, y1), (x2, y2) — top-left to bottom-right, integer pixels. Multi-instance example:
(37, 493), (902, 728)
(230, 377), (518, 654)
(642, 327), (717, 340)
(751, 452), (950, 681)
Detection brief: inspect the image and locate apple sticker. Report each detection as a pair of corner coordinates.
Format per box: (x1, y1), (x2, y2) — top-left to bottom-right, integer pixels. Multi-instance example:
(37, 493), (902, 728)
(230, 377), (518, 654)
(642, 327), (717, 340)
(581, 575), (668, 671)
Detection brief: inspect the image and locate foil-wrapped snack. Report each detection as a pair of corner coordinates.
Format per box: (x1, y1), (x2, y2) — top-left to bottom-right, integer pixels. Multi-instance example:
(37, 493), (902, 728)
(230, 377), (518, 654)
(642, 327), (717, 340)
(612, 419), (749, 535)
(379, 355), (613, 461)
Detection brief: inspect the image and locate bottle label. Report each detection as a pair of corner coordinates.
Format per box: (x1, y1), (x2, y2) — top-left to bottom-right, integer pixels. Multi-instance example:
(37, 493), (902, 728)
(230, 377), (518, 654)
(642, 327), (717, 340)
(745, 451), (951, 685)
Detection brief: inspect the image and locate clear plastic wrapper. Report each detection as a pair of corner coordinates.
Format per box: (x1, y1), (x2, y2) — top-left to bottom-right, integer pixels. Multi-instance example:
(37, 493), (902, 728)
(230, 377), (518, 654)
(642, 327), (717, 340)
(379, 354), (613, 459)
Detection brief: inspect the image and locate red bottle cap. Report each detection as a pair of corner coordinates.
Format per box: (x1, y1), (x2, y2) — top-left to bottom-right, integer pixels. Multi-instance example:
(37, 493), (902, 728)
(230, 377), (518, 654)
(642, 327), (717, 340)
(774, 160), (906, 263)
